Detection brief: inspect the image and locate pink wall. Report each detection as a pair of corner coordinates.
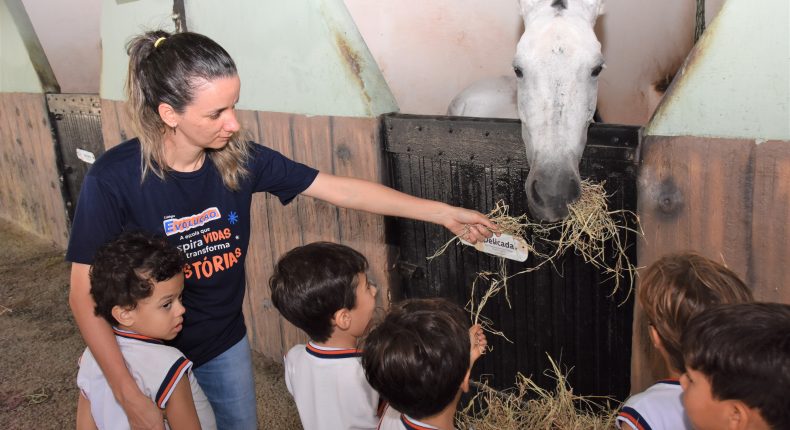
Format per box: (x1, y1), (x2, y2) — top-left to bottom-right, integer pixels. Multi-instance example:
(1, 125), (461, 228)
(22, 0), (101, 93)
(18, 0), (724, 123)
(346, 0), (725, 125)
(346, 0), (522, 117)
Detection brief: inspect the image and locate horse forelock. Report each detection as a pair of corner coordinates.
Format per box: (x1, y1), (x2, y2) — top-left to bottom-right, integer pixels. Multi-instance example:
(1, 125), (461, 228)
(551, 0), (568, 10)
(522, 17), (598, 58)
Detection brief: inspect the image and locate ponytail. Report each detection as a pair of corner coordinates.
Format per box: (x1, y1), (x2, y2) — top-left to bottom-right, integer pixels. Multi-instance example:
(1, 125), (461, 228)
(125, 30), (249, 190)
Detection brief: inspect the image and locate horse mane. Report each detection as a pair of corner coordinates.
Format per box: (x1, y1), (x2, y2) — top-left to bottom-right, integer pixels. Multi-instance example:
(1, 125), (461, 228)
(551, 0), (568, 10)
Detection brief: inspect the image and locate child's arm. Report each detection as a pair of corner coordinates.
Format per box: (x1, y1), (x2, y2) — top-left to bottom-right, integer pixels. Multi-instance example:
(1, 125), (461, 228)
(76, 392), (98, 430)
(163, 378), (202, 430)
(469, 324), (488, 364)
(69, 263), (164, 430)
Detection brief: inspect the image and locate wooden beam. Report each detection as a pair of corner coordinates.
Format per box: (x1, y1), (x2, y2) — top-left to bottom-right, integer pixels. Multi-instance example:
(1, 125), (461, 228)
(382, 114), (639, 166)
(4, 0), (59, 93)
(172, 0), (187, 33)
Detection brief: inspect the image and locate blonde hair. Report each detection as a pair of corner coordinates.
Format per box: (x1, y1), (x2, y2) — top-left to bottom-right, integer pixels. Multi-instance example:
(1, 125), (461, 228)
(125, 30), (249, 190)
(638, 252), (753, 372)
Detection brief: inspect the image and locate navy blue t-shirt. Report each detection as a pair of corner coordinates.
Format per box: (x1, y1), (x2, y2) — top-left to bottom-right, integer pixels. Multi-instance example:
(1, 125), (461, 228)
(66, 139), (318, 366)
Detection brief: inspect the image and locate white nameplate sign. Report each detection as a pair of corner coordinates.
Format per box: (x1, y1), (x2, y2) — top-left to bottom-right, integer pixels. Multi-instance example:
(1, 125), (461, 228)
(76, 148), (96, 164)
(461, 233), (529, 262)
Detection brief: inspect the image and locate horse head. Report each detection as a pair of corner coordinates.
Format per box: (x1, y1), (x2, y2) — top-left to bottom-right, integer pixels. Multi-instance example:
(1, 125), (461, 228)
(515, 0), (604, 221)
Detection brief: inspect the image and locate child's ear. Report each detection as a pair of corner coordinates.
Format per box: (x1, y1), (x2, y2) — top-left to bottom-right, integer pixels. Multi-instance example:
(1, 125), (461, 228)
(333, 308), (352, 331)
(648, 325), (663, 350)
(461, 368), (472, 393)
(726, 400), (751, 430)
(112, 305), (135, 327)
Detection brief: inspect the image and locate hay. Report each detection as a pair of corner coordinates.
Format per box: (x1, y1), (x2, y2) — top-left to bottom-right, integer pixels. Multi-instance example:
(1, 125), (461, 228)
(429, 180), (640, 337)
(443, 180), (640, 291)
(456, 357), (618, 430)
(543, 180), (641, 296)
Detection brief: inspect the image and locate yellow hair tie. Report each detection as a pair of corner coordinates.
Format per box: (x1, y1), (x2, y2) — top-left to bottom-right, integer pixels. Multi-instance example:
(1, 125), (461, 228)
(154, 37), (166, 48)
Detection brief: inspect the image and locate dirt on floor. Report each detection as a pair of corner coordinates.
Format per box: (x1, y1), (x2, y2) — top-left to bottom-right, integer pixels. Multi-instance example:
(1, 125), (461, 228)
(0, 219), (302, 429)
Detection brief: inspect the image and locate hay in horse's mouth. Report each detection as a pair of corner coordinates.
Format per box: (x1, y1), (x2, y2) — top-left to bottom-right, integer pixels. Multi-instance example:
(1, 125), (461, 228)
(429, 180), (641, 339)
(456, 356), (619, 430)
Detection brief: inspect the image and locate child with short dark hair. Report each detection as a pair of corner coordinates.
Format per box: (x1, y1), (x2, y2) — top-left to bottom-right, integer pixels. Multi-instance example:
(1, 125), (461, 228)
(361, 298), (487, 430)
(680, 302), (790, 430)
(76, 231), (215, 429)
(269, 241), (380, 430)
(616, 252), (753, 430)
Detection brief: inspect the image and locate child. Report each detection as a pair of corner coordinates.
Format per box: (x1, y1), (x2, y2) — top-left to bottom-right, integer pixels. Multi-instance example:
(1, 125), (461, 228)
(680, 302), (790, 430)
(269, 242), (380, 430)
(616, 252), (753, 430)
(76, 231), (216, 429)
(361, 298), (487, 430)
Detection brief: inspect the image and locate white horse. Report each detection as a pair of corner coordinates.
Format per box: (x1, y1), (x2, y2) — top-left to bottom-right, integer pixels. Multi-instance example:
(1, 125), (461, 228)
(448, 0), (604, 222)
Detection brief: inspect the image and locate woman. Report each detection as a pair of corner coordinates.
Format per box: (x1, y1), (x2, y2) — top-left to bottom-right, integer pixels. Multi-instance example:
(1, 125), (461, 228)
(67, 30), (495, 430)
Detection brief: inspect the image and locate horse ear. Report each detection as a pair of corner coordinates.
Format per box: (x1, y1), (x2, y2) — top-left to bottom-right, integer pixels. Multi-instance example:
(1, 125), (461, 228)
(518, 0), (547, 20)
(578, 0), (605, 23)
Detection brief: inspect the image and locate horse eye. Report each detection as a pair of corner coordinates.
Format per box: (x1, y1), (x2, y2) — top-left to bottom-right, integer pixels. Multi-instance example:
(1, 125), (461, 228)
(591, 65), (603, 77)
(514, 67), (524, 78)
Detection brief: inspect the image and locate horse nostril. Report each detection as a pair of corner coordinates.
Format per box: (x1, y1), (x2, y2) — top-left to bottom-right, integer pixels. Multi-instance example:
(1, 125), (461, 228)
(530, 180), (544, 206)
(568, 178), (581, 201)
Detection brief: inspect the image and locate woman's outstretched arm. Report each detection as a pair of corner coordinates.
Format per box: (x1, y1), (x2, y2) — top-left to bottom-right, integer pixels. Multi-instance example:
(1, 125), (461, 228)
(302, 172), (497, 243)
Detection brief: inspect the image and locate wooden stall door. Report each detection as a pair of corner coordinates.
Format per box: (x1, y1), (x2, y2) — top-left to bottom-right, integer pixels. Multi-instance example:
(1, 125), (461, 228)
(383, 113), (639, 401)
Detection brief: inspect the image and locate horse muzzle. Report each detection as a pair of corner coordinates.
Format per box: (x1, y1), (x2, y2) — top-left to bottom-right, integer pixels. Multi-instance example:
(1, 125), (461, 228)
(525, 166), (582, 222)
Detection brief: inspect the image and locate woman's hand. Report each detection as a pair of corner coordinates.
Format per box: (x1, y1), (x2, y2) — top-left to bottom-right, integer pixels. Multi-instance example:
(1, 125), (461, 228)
(437, 206), (498, 244)
(121, 390), (165, 430)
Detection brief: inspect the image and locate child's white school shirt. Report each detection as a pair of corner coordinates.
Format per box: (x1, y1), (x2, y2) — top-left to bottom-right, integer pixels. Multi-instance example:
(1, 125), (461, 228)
(285, 342), (380, 430)
(77, 328), (216, 430)
(616, 379), (692, 430)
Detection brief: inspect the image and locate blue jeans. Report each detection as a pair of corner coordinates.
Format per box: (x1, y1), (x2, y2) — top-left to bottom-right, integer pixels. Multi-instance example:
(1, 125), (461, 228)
(193, 336), (257, 430)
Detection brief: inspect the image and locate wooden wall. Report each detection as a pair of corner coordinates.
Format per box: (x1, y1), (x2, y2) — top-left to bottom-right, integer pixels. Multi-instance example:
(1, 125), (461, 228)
(633, 134), (790, 391)
(100, 100), (390, 361)
(0, 93), (68, 248)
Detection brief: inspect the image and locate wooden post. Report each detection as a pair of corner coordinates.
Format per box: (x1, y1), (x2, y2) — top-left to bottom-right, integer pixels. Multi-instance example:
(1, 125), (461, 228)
(634, 134), (790, 392)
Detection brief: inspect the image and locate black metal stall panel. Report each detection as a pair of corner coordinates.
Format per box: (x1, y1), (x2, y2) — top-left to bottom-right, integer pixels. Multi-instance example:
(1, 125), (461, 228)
(383, 113), (639, 401)
(45, 94), (105, 224)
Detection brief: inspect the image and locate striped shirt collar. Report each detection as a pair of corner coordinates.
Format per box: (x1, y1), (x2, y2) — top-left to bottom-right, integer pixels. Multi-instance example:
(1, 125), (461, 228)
(400, 414), (440, 430)
(618, 406), (653, 430)
(112, 327), (164, 344)
(305, 341), (362, 359)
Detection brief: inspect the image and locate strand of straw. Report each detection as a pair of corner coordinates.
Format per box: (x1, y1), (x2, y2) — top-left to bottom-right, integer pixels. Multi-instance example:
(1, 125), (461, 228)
(25, 389), (49, 404)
